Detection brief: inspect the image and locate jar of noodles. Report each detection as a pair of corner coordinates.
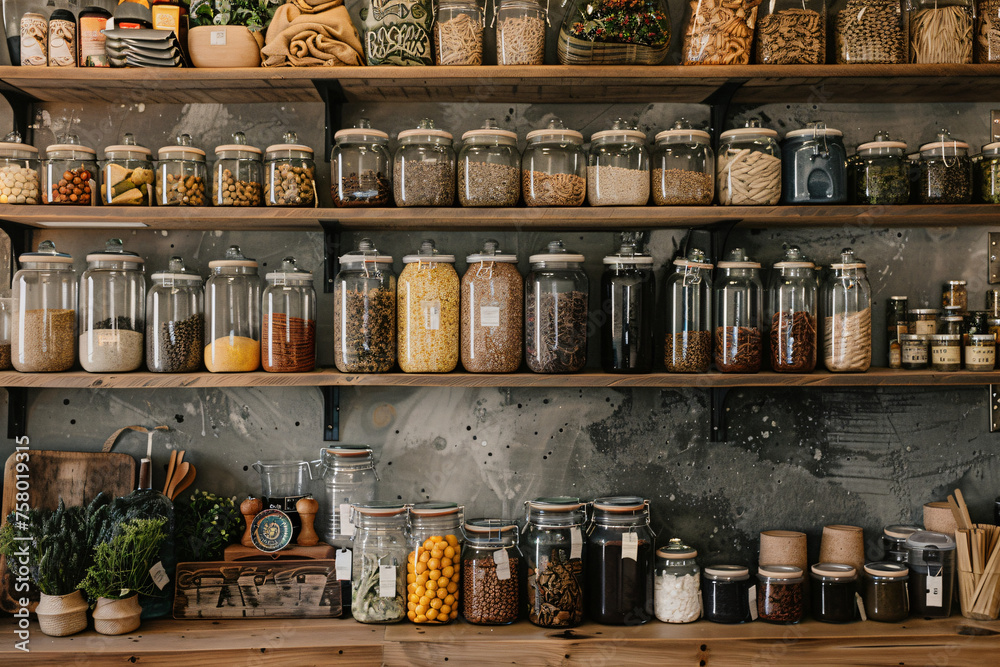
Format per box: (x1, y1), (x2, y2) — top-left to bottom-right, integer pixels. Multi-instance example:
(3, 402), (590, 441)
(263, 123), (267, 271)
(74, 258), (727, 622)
(822, 248), (872, 373)
(497, 0), (546, 65)
(716, 120), (781, 206)
(398, 239), (459, 373)
(434, 0), (483, 65)
(909, 0), (973, 64)
(522, 118), (586, 207)
(460, 240), (522, 373)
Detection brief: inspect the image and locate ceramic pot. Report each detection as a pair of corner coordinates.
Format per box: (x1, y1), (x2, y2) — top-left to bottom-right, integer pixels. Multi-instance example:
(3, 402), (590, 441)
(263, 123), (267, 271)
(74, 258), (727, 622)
(187, 25), (264, 68)
(92, 594), (142, 635)
(35, 590), (88, 636)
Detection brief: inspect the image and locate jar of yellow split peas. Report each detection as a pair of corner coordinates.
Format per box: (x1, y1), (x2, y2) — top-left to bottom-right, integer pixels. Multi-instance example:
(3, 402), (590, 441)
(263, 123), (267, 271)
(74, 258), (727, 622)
(406, 501), (464, 624)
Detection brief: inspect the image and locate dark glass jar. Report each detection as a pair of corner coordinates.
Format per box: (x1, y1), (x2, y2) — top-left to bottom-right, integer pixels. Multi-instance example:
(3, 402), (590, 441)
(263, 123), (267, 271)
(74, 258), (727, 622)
(584, 496), (655, 625)
(810, 563), (858, 623)
(702, 565), (752, 624)
(864, 562), (910, 623)
(756, 565), (805, 624)
(881, 524), (921, 563)
(600, 242), (654, 373)
(782, 123), (848, 204)
(523, 497), (586, 627)
(905, 530), (956, 618)
(886, 295), (908, 369)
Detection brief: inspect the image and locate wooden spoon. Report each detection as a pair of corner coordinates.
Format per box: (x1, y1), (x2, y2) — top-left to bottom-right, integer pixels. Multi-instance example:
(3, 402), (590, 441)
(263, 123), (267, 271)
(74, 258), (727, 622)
(170, 463), (196, 501)
(163, 450), (178, 495)
(165, 461), (189, 500)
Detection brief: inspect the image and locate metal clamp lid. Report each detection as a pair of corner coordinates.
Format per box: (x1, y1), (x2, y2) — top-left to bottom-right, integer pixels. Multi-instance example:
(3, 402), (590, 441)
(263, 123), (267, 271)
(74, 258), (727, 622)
(402, 238), (456, 264)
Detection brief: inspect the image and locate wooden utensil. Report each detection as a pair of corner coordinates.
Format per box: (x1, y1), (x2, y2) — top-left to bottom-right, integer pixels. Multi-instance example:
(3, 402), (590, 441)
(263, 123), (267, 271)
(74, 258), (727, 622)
(956, 489), (974, 529)
(163, 450), (178, 495)
(165, 461), (189, 500)
(170, 463), (196, 501)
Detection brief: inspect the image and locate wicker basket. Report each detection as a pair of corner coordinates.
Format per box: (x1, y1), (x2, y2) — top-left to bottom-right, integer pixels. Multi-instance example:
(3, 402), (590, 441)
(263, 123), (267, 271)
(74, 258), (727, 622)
(35, 590), (88, 637)
(92, 594), (142, 636)
(557, 30), (669, 65)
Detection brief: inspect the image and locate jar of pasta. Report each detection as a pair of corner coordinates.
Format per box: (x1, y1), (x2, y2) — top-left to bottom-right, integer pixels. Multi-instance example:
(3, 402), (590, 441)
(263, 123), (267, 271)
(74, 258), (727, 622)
(334, 239), (396, 373)
(496, 0), (546, 64)
(768, 245), (817, 373)
(977, 0), (1000, 62)
(909, 0), (973, 64)
(522, 118), (586, 207)
(587, 119), (649, 206)
(156, 134), (207, 206)
(434, 0), (483, 65)
(265, 132), (316, 207)
(398, 239), (459, 373)
(651, 120), (714, 206)
(102, 133), (153, 206)
(755, 0), (826, 64)
(822, 248), (871, 373)
(461, 240), (522, 373)
(681, 0), (758, 65)
(714, 249), (763, 373)
(457, 119), (520, 207)
(213, 132), (262, 207)
(832, 0), (906, 63)
(664, 248), (713, 373)
(717, 120), (781, 206)
(394, 119), (456, 207)
(917, 130), (972, 204)
(204, 245), (260, 372)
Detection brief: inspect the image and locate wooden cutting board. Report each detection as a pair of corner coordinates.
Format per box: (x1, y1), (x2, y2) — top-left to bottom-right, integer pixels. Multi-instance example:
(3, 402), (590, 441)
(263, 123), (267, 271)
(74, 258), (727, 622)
(0, 450), (135, 612)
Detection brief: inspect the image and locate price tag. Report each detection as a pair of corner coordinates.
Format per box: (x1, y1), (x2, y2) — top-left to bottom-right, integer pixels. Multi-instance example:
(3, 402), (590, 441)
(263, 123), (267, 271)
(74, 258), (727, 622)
(570, 527), (582, 559)
(480, 306), (501, 327)
(340, 503), (355, 537)
(622, 532), (638, 561)
(336, 548), (352, 581)
(748, 585), (758, 621)
(379, 565), (396, 598)
(423, 301), (441, 330)
(210, 29), (227, 45)
(149, 561), (169, 590)
(494, 549), (511, 580)
(856, 592), (868, 621)
(926, 573), (944, 607)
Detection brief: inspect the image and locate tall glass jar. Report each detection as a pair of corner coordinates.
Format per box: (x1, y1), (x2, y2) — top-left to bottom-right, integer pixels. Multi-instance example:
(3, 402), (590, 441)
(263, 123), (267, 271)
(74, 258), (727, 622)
(11, 241), (76, 372)
(102, 133), (153, 206)
(434, 0), (483, 65)
(755, 0), (826, 63)
(832, 0), (906, 63)
(768, 246), (817, 373)
(0, 131), (40, 205)
(398, 240), (459, 373)
(717, 121), (781, 205)
(601, 242), (654, 373)
(665, 248), (713, 373)
(652, 120), (714, 206)
(497, 0), (546, 64)
(334, 239), (396, 373)
(782, 123), (848, 204)
(204, 245), (260, 373)
(523, 497), (586, 628)
(461, 519), (523, 625)
(146, 256), (204, 373)
(263, 257), (316, 373)
(979, 142), (1000, 203)
(351, 502), (408, 624)
(587, 119), (649, 206)
(525, 241), (589, 373)
(318, 445), (378, 548)
(393, 119), (455, 207)
(156, 134), (207, 206)
(79, 238), (146, 373)
(213, 132), (262, 207)
(714, 249), (763, 373)
(918, 130), (973, 204)
(905, 531), (956, 618)
(461, 240), (522, 373)
(585, 496), (654, 625)
(682, 0), (757, 64)
(406, 502), (464, 625)
(265, 132), (316, 207)
(977, 0), (1000, 62)
(823, 248), (872, 372)
(332, 120), (391, 208)
(43, 135), (96, 205)
(522, 118), (587, 207)
(910, 0), (973, 63)
(854, 132), (910, 205)
(653, 538), (701, 624)
(458, 119), (520, 207)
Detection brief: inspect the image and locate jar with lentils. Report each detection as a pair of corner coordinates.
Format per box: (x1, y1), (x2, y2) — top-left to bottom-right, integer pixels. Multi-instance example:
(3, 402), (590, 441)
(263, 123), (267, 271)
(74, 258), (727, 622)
(334, 239), (396, 373)
(406, 502), (464, 624)
(461, 519), (523, 625)
(398, 239), (459, 373)
(525, 241), (589, 373)
(156, 134), (207, 206)
(522, 118), (586, 207)
(263, 257), (316, 373)
(652, 119), (714, 205)
(332, 119), (391, 207)
(43, 135), (96, 205)
(213, 132), (262, 207)
(393, 119), (456, 207)
(0, 131), (40, 205)
(265, 132), (316, 207)
(461, 240), (522, 373)
(101, 133), (153, 206)
(457, 118), (520, 207)
(146, 256), (204, 373)
(587, 119), (649, 206)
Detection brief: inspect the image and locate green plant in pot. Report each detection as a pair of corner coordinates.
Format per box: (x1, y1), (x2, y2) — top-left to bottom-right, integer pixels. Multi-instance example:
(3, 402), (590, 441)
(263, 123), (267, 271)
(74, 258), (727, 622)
(175, 490), (241, 562)
(188, 0), (283, 67)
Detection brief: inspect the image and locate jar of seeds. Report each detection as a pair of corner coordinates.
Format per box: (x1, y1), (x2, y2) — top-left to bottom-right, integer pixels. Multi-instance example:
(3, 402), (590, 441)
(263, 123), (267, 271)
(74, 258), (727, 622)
(334, 238), (396, 373)
(853, 132), (909, 205)
(205, 245), (260, 372)
(434, 0), (483, 65)
(462, 519), (523, 625)
(156, 134), (207, 206)
(917, 130), (972, 204)
(525, 241), (589, 373)
(265, 132), (316, 207)
(496, 0), (546, 65)
(11, 241), (76, 372)
(0, 131), (40, 205)
(146, 257), (203, 373)
(977, 142), (1000, 203)
(43, 135), (96, 205)
(966, 334), (995, 371)
(714, 249), (763, 373)
(717, 120), (781, 206)
(909, 0), (973, 63)
(755, 0), (826, 64)
(651, 119), (714, 206)
(832, 0), (906, 63)
(823, 248), (872, 373)
(664, 248), (713, 373)
(213, 132), (262, 207)
(600, 241), (654, 373)
(523, 497), (587, 628)
(332, 119), (391, 208)
(458, 119), (520, 207)
(394, 119), (456, 207)
(263, 257), (316, 373)
(461, 240), (522, 373)
(782, 122), (848, 204)
(79, 239), (146, 373)
(398, 239), (459, 373)
(587, 119), (649, 206)
(522, 118), (587, 207)
(681, 0), (758, 64)
(102, 133), (153, 206)
(768, 246), (817, 373)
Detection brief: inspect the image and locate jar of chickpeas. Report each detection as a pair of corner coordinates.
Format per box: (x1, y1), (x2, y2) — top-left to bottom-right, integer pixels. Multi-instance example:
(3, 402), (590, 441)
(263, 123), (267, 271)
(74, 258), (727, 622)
(406, 502), (464, 624)
(397, 239), (460, 373)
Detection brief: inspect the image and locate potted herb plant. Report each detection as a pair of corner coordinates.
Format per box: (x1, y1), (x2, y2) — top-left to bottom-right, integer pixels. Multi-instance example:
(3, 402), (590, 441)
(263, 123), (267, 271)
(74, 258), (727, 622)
(188, 0), (284, 67)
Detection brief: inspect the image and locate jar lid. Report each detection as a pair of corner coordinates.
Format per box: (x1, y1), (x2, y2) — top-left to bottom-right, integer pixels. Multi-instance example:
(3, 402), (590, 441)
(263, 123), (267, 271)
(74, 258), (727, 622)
(970, 334), (996, 342)
(947, 280), (967, 286)
(717, 247), (760, 270)
(86, 237), (143, 264)
(592, 495), (647, 513)
(157, 133), (206, 159)
(654, 118), (710, 143)
(603, 241), (652, 266)
(340, 238), (394, 265)
(920, 130), (969, 153)
(905, 530), (956, 551)
(19, 239), (72, 263)
(104, 132), (151, 157)
(829, 247), (866, 270)
(397, 118), (453, 142)
(467, 239), (517, 264)
(758, 565), (804, 579)
(940, 315), (964, 322)
(703, 565), (749, 580)
(409, 501), (462, 517)
(354, 501), (406, 517)
(889, 295), (908, 301)
(403, 239), (455, 264)
(526, 117), (583, 143)
(215, 131), (262, 156)
(899, 334), (928, 341)
(266, 256), (313, 282)
(590, 118), (646, 143)
(720, 119), (777, 140)
(462, 118), (517, 142)
(858, 130), (907, 153)
(910, 308), (940, 315)
(983, 141), (1000, 154)
(334, 118), (389, 142)
(320, 444), (374, 466)
(929, 334), (961, 342)
(864, 562), (909, 578)
(209, 244), (258, 269)
(45, 133), (96, 156)
(673, 247), (713, 270)
(656, 537), (697, 560)
(785, 123), (843, 139)
(773, 244), (814, 270)
(151, 256), (201, 283)
(810, 563), (857, 579)
(884, 524), (922, 540)
(0, 130), (37, 155)
(265, 131), (314, 155)
(526, 496), (584, 512)
(464, 518), (518, 534)
(529, 239), (585, 264)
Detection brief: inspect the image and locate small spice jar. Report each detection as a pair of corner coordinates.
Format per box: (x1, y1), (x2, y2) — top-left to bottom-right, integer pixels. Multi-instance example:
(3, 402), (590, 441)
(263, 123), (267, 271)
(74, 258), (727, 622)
(394, 119), (455, 207)
(587, 119), (650, 206)
(334, 239), (396, 373)
(939, 315), (964, 335)
(910, 308), (939, 335)
(978, 142), (1000, 203)
(522, 118), (587, 207)
(943, 280), (968, 312)
(11, 241), (76, 372)
(79, 239), (146, 373)
(651, 119), (714, 205)
(702, 565), (752, 624)
(262, 257), (316, 373)
(653, 538), (701, 624)
(265, 132), (316, 207)
(664, 248), (713, 373)
(43, 135), (96, 205)
(213, 132), (262, 207)
(757, 565), (805, 624)
(525, 241), (589, 373)
(905, 530), (956, 618)
(101, 133), (153, 206)
(434, 0), (483, 65)
(823, 248), (872, 373)
(204, 245), (260, 373)
(864, 562), (910, 623)
(0, 131), (40, 205)
(584, 496), (655, 625)
(714, 249), (763, 373)
(331, 119), (391, 208)
(601, 241), (654, 373)
(918, 130), (973, 204)
(461, 240), (522, 373)
(461, 519), (523, 625)
(887, 295), (908, 368)
(351, 502), (409, 624)
(782, 122), (848, 204)
(398, 239), (459, 373)
(900, 334), (929, 370)
(882, 524), (922, 563)
(966, 334), (996, 371)
(457, 119), (520, 207)
(717, 120), (781, 206)
(156, 134), (207, 206)
(406, 502), (465, 624)
(496, 0), (546, 65)
(146, 256), (204, 373)
(853, 132), (909, 205)
(929, 334), (962, 371)
(810, 563), (858, 623)
(523, 497), (586, 628)
(769, 245), (818, 373)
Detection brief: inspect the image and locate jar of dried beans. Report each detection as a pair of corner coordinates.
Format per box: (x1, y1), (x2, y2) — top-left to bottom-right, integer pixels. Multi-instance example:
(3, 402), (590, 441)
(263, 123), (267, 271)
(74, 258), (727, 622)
(768, 245), (817, 373)
(651, 119), (714, 206)
(263, 257), (316, 373)
(823, 248), (872, 372)
(717, 120), (781, 206)
(334, 238), (396, 373)
(146, 256), (204, 373)
(265, 132), (316, 207)
(909, 0), (973, 64)
(664, 248), (713, 373)
(681, 0), (758, 64)
(79, 238), (146, 373)
(523, 497), (586, 628)
(12, 240), (76, 372)
(755, 0), (826, 64)
(496, 0), (546, 65)
(461, 519), (523, 625)
(600, 241), (654, 373)
(434, 0), (483, 65)
(782, 122), (848, 204)
(522, 118), (586, 207)
(156, 134), (207, 206)
(102, 133), (153, 206)
(461, 240), (522, 373)
(0, 131), (40, 205)
(832, 0), (906, 63)
(702, 565), (752, 623)
(458, 119), (520, 207)
(756, 565), (805, 624)
(393, 119), (455, 207)
(653, 538), (701, 623)
(917, 130), (973, 204)
(205, 245), (260, 372)
(213, 132), (262, 207)
(332, 119), (391, 208)
(43, 134), (96, 205)
(587, 119), (649, 206)
(406, 502), (464, 624)
(714, 249), (763, 373)
(525, 241), (589, 373)
(585, 496), (655, 625)
(398, 239), (459, 373)
(853, 132), (910, 205)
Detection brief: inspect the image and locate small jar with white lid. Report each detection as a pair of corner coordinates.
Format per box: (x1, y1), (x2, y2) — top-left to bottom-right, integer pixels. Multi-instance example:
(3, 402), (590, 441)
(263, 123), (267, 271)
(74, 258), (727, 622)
(522, 118), (586, 207)
(102, 133), (153, 206)
(587, 119), (649, 206)
(654, 538), (701, 624)
(156, 134), (207, 206)
(702, 565), (752, 624)
(393, 119), (456, 207)
(332, 119), (391, 207)
(918, 130), (972, 204)
(458, 119), (520, 207)
(978, 142), (1000, 203)
(928, 333), (961, 371)
(265, 132), (316, 207)
(43, 134), (97, 205)
(397, 239), (459, 373)
(79, 238), (146, 373)
(717, 120), (781, 205)
(854, 132), (909, 205)
(0, 131), (39, 204)
(966, 334), (995, 371)
(651, 119), (714, 205)
(263, 257), (316, 373)
(757, 565), (805, 624)
(782, 122), (847, 204)
(146, 256), (204, 373)
(811, 563), (858, 623)
(213, 132), (262, 207)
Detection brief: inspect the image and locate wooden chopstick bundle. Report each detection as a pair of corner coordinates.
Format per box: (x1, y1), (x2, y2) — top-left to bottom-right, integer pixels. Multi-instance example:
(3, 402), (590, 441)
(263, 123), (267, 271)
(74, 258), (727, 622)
(951, 489), (1000, 619)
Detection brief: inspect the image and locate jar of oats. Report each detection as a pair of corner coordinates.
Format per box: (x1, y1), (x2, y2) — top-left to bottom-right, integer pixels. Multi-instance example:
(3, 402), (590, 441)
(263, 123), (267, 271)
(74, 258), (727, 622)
(461, 239), (522, 373)
(398, 239), (459, 373)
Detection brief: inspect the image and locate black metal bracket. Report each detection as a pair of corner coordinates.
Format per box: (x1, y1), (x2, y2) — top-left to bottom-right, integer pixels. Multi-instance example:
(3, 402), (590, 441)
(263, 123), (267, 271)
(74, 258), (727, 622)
(316, 80), (347, 164)
(323, 386), (341, 441)
(321, 220), (342, 294)
(704, 80), (747, 146)
(0, 85), (35, 146)
(710, 387), (731, 443)
(7, 387), (27, 440)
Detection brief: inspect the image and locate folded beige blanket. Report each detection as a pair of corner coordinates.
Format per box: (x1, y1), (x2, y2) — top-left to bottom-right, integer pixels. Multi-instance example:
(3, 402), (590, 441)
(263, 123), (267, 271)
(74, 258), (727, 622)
(288, 0), (341, 14)
(262, 3), (365, 67)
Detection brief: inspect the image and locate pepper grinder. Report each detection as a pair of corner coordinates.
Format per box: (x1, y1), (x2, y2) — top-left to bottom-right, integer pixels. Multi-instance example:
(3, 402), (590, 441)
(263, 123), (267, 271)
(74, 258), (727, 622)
(296, 496), (319, 547)
(241, 496), (263, 548)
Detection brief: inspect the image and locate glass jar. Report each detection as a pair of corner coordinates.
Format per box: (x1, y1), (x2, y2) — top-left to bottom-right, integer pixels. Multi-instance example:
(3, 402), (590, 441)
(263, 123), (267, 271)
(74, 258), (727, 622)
(810, 563), (858, 623)
(887, 295), (908, 369)
(900, 334), (929, 370)
(458, 119), (520, 207)
(406, 502), (464, 624)
(461, 240), (522, 373)
(522, 118), (587, 207)
(263, 257), (316, 373)
(823, 248), (872, 373)
(782, 123), (848, 204)
(11, 241), (76, 372)
(523, 497), (586, 627)
(461, 519), (523, 625)
(146, 256), (203, 373)
(928, 334), (961, 371)
(714, 249), (763, 374)
(966, 334), (996, 371)
(351, 502), (408, 624)
(864, 562), (910, 622)
(361, 0), (433, 65)
(102, 133), (153, 206)
(213, 132), (262, 207)
(653, 538), (701, 624)
(755, 0), (826, 63)
(318, 445), (378, 548)
(910, 0), (973, 63)
(332, 120), (391, 208)
(587, 119), (649, 206)
(204, 245), (260, 373)
(0, 131), (40, 205)
(43, 135), (97, 205)
(905, 530), (956, 618)
(832, 0), (906, 63)
(943, 280), (968, 312)
(265, 132), (316, 207)
(977, 0), (1000, 61)
(0, 298), (10, 370)
(497, 0), (546, 64)
(665, 248), (713, 373)
(525, 241), (589, 373)
(757, 565), (805, 624)
(651, 120), (714, 206)
(79, 238), (146, 373)
(939, 315), (964, 335)
(978, 142), (1000, 202)
(702, 565), (752, 624)
(911, 308), (940, 335)
(768, 245), (817, 373)
(156, 134), (207, 206)
(854, 132), (910, 205)
(601, 241), (654, 373)
(334, 239), (396, 373)
(918, 131), (973, 204)
(434, 0), (483, 65)
(393, 119), (455, 207)
(398, 240), (459, 373)
(585, 496), (654, 625)
(682, 0), (757, 64)
(882, 525), (922, 562)
(717, 121), (782, 206)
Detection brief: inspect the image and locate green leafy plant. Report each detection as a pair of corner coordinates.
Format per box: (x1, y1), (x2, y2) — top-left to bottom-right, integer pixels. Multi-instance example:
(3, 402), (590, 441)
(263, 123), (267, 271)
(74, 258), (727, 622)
(190, 0), (284, 31)
(175, 490), (241, 562)
(80, 518), (168, 602)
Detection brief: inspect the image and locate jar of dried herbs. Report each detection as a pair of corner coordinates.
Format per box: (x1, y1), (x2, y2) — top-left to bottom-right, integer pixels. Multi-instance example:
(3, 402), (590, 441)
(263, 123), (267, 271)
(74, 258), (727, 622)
(525, 241), (589, 373)
(523, 497), (587, 628)
(334, 239), (396, 373)
(917, 130), (972, 204)
(756, 565), (805, 624)
(853, 132), (909, 205)
(457, 119), (520, 207)
(664, 248), (713, 373)
(979, 142), (1000, 203)
(651, 119), (714, 205)
(522, 118), (587, 207)
(714, 249), (763, 373)
(332, 120), (391, 208)
(768, 245), (817, 373)
(212, 132), (262, 207)
(398, 239), (459, 373)
(394, 119), (456, 207)
(461, 240), (522, 373)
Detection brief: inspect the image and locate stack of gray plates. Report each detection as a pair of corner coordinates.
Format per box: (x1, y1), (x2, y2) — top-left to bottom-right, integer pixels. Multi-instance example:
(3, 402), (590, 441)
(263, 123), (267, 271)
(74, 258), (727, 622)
(103, 28), (182, 67)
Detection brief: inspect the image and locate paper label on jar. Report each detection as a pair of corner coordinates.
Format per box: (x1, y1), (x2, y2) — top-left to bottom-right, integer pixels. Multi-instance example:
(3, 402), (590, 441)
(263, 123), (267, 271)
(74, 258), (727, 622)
(966, 346), (996, 366)
(422, 300), (441, 330)
(622, 532), (638, 561)
(149, 561), (169, 590)
(480, 305), (501, 328)
(340, 503), (355, 537)
(926, 573), (944, 607)
(902, 344), (928, 364)
(748, 585), (758, 621)
(889, 346), (902, 368)
(336, 548), (352, 581)
(210, 29), (227, 46)
(855, 592), (868, 621)
(931, 345), (960, 365)
(97, 330), (122, 346)
(379, 565), (396, 598)
(570, 527), (582, 559)
(493, 548), (511, 580)
(915, 321), (937, 335)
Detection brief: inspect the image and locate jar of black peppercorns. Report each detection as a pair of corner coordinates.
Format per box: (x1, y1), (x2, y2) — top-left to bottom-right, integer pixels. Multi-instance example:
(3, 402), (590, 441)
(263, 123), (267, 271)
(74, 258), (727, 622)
(146, 256), (204, 373)
(461, 519), (522, 625)
(756, 565), (805, 624)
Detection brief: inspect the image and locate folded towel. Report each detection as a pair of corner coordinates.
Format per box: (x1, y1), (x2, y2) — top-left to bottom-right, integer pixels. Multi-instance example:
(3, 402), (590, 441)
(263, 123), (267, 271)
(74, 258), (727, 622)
(288, 0), (342, 14)
(261, 3), (365, 66)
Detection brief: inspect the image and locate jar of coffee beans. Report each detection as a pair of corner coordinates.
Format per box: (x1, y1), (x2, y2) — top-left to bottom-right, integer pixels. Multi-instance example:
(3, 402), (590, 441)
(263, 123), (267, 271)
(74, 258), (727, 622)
(43, 135), (96, 205)
(522, 118), (586, 207)
(146, 256), (204, 373)
(265, 132), (316, 207)
(393, 119), (456, 207)
(461, 240), (522, 373)
(587, 119), (649, 206)
(156, 134), (207, 206)
(263, 257), (316, 373)
(461, 519), (523, 625)
(332, 119), (391, 207)
(853, 132), (909, 205)
(457, 118), (520, 207)
(917, 130), (973, 204)
(714, 249), (763, 373)
(0, 131), (40, 205)
(664, 248), (713, 373)
(652, 119), (714, 206)
(11, 240), (77, 372)
(525, 241), (589, 373)
(213, 131), (262, 207)
(334, 238), (396, 373)
(768, 245), (818, 373)
(102, 133), (153, 206)
(79, 238), (146, 373)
